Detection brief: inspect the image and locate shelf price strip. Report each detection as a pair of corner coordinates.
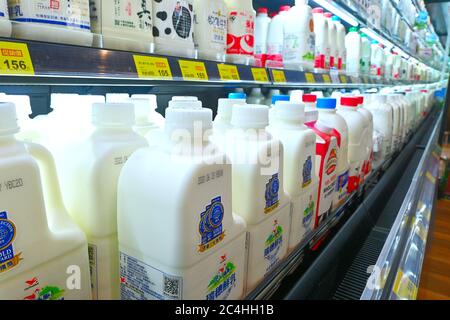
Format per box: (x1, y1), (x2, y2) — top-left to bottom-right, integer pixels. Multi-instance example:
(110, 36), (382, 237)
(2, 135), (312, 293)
(133, 55), (173, 80)
(392, 269), (418, 300)
(272, 69), (287, 83)
(251, 67), (269, 83)
(0, 41), (34, 75)
(339, 75), (347, 83)
(179, 60), (208, 81)
(217, 64), (240, 81)
(322, 74), (332, 83)
(305, 72), (316, 83)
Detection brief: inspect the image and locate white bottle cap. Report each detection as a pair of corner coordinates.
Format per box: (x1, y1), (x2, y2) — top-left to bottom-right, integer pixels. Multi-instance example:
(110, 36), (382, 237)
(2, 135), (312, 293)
(131, 94), (158, 110)
(217, 98), (246, 120)
(0, 103), (20, 135)
(169, 96), (202, 109)
(165, 97), (212, 134)
(289, 90), (304, 103)
(271, 101), (305, 124)
(231, 104), (269, 129)
(128, 97), (156, 126)
(105, 93), (130, 103)
(250, 88), (262, 94)
(92, 103), (135, 127)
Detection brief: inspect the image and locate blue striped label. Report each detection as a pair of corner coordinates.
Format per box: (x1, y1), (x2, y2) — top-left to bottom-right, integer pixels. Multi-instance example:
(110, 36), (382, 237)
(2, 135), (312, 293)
(12, 18), (90, 30)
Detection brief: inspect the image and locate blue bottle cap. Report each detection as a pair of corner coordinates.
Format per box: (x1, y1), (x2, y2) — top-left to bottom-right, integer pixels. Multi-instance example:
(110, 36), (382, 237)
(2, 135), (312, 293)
(316, 98), (337, 109)
(228, 92), (247, 99)
(272, 95), (290, 104)
(331, 15), (340, 21)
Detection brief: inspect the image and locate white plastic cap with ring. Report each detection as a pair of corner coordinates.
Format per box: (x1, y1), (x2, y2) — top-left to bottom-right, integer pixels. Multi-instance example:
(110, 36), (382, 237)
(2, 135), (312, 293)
(231, 104), (269, 129)
(105, 93), (130, 103)
(217, 93), (247, 120)
(0, 102), (20, 136)
(92, 103), (135, 127)
(270, 95), (305, 125)
(165, 96), (212, 135)
(128, 97), (156, 126)
(289, 90), (304, 103)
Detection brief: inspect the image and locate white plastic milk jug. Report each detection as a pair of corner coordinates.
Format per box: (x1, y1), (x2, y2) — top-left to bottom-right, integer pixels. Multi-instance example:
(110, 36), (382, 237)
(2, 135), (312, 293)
(129, 94), (165, 140)
(254, 7), (271, 67)
(312, 7), (327, 70)
(360, 33), (371, 75)
(213, 92), (247, 135)
(324, 12), (337, 69)
(266, 6), (289, 67)
(0, 0), (11, 37)
(333, 16), (346, 71)
(345, 27), (361, 75)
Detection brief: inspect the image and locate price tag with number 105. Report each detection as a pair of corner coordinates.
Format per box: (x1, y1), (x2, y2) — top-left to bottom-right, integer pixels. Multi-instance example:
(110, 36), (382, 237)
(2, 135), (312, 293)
(0, 41), (35, 75)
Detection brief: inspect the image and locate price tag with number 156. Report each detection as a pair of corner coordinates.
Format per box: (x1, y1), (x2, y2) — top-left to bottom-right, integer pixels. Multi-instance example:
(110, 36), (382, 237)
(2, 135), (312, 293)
(0, 41), (35, 75)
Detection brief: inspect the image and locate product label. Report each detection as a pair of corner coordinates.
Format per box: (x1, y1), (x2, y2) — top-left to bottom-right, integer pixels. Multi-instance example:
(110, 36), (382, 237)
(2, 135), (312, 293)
(217, 64), (239, 81)
(302, 156), (313, 188)
(153, 0), (193, 40)
(195, 2), (227, 46)
(9, 0), (91, 31)
(0, 211), (21, 274)
(251, 67), (269, 82)
(226, 10), (254, 55)
(0, 1), (8, 17)
(264, 219), (283, 273)
(88, 244), (98, 300)
(23, 277), (65, 300)
(335, 169), (349, 206)
(272, 69), (286, 83)
(134, 55), (173, 80)
(198, 197), (225, 253)
(206, 254), (237, 300)
(264, 173), (280, 214)
(120, 252), (183, 300)
(302, 196), (315, 230)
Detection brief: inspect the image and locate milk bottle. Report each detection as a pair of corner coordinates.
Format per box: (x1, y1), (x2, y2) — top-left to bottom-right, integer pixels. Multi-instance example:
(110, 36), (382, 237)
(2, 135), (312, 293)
(264, 89), (281, 106)
(316, 98), (349, 209)
(370, 41), (383, 77)
(153, 0), (195, 58)
(213, 93), (246, 135)
(224, 0), (256, 64)
(106, 93), (129, 103)
(337, 97), (367, 194)
(227, 103), (290, 292)
(312, 8), (327, 70)
(360, 33), (371, 75)
(324, 12), (337, 69)
(267, 97), (318, 249)
(386, 95), (402, 152)
(254, 7), (271, 67)
(356, 96), (373, 181)
(289, 90), (304, 103)
(266, 6), (289, 67)
(130, 94), (165, 137)
(193, 0), (228, 61)
(56, 103), (148, 300)
(0, 102), (91, 300)
(0, 0), (11, 37)
(384, 49), (394, 81)
(283, 0), (315, 71)
(392, 52), (402, 80)
(247, 88), (265, 105)
(333, 16), (346, 72)
(8, 0), (93, 46)
(345, 27), (361, 75)
(118, 96), (247, 300)
(302, 94), (317, 112)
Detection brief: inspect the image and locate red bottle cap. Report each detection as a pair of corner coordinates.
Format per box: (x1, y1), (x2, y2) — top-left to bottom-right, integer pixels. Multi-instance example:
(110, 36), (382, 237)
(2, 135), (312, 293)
(257, 7), (268, 14)
(340, 96), (360, 107)
(302, 94), (317, 103)
(312, 8), (324, 14)
(324, 12), (333, 18)
(279, 5), (291, 12)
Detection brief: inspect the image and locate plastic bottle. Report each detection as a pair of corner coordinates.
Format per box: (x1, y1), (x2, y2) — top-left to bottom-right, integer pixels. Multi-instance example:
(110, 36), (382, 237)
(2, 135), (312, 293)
(106, 93), (130, 103)
(283, 0), (315, 70)
(345, 27), (361, 75)
(324, 12), (337, 69)
(194, 0), (228, 61)
(267, 96), (318, 250)
(0, 0), (11, 37)
(118, 97), (247, 300)
(8, 0), (93, 46)
(227, 103), (290, 292)
(56, 103), (148, 300)
(224, 0), (256, 64)
(360, 33), (371, 75)
(316, 98), (350, 209)
(266, 6), (290, 67)
(89, 0), (153, 52)
(333, 16), (346, 72)
(312, 8), (328, 70)
(264, 89), (281, 106)
(153, 0), (195, 58)
(370, 41), (383, 77)
(356, 96), (373, 181)
(247, 88), (265, 105)
(254, 7), (271, 67)
(289, 90), (304, 103)
(302, 94), (317, 112)
(130, 94), (165, 134)
(385, 95), (401, 152)
(213, 93), (247, 135)
(0, 102), (91, 300)
(384, 48), (394, 81)
(392, 52), (402, 80)
(337, 97), (367, 194)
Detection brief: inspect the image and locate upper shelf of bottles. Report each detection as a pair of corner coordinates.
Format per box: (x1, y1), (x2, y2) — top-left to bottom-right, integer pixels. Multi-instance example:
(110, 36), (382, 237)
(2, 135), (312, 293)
(0, 37), (437, 88)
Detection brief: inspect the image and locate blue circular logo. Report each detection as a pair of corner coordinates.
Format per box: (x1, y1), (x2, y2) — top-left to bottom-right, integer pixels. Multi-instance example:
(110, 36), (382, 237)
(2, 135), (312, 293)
(208, 202), (224, 229)
(0, 219), (16, 251)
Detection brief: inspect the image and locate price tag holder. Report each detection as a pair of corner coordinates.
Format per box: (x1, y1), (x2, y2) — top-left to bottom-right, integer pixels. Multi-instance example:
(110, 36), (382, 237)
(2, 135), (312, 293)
(133, 55), (173, 80)
(0, 41), (35, 75)
(272, 69), (287, 83)
(425, 171), (436, 184)
(305, 72), (316, 83)
(393, 269), (418, 300)
(217, 64), (240, 81)
(322, 74), (332, 83)
(251, 67), (269, 83)
(179, 60), (208, 81)
(339, 75), (347, 83)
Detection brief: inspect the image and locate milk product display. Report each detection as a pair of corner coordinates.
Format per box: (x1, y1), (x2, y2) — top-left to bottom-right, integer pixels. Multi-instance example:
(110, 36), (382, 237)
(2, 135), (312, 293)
(0, 102), (91, 300)
(264, 89), (281, 106)
(89, 0), (154, 52)
(247, 88), (265, 105)
(386, 95), (402, 152)
(0, 0), (11, 37)
(267, 96), (318, 250)
(225, 103), (290, 292)
(266, 6), (289, 67)
(333, 16), (346, 71)
(370, 41), (384, 77)
(153, 0), (195, 58)
(56, 103), (148, 300)
(254, 8), (271, 66)
(316, 98), (349, 209)
(337, 97), (368, 193)
(225, 0), (256, 64)
(345, 27), (361, 75)
(283, 0), (315, 70)
(312, 8), (327, 70)
(193, 0), (228, 61)
(302, 94), (317, 112)
(118, 96), (247, 300)
(324, 12), (337, 69)
(384, 49), (394, 80)
(392, 52), (402, 80)
(8, 0), (93, 46)
(213, 93), (246, 135)
(360, 33), (371, 75)
(356, 96), (373, 181)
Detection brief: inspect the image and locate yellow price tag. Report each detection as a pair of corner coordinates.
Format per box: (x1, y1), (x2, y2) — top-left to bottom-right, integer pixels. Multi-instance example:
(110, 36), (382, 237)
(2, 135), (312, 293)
(393, 269), (418, 300)
(305, 73), (315, 83)
(133, 55), (173, 80)
(251, 67), (269, 82)
(272, 69), (287, 83)
(0, 41), (34, 75)
(339, 75), (347, 83)
(217, 64), (240, 81)
(179, 60), (208, 81)
(425, 171), (436, 184)
(322, 74), (331, 83)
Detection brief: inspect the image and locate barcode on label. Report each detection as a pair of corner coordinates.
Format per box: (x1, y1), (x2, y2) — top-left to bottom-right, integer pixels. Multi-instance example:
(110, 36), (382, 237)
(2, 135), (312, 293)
(163, 275), (181, 299)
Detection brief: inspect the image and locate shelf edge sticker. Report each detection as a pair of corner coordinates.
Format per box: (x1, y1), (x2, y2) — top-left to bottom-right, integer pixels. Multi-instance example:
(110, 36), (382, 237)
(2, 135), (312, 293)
(425, 171), (436, 185)
(217, 64), (240, 81)
(272, 69), (287, 84)
(322, 74), (332, 83)
(178, 60), (209, 81)
(392, 269), (418, 300)
(251, 67), (269, 83)
(305, 72), (316, 83)
(133, 55), (173, 80)
(0, 41), (35, 75)
(339, 75), (347, 83)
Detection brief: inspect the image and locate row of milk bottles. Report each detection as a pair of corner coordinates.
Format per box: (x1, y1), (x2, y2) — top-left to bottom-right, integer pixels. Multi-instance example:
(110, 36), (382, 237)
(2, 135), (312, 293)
(0, 85), (437, 300)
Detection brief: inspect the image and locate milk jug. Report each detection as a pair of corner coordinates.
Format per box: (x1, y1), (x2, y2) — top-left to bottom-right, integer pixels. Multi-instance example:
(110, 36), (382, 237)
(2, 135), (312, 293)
(324, 12), (337, 69)
(89, 0), (153, 52)
(356, 96), (373, 181)
(0, 0), (11, 37)
(0, 102), (91, 300)
(8, 0), (93, 46)
(333, 16), (346, 71)
(345, 27), (361, 76)
(302, 93), (317, 112)
(226, 103), (290, 292)
(384, 49), (394, 81)
(337, 97), (367, 194)
(289, 90), (304, 103)
(283, 0), (315, 71)
(213, 93), (246, 135)
(266, 7), (289, 68)
(391, 52), (402, 80)
(56, 103), (148, 300)
(224, 0), (255, 64)
(360, 33), (371, 75)
(316, 98), (349, 209)
(118, 96), (247, 300)
(153, 0), (195, 58)
(267, 97), (318, 250)
(312, 8), (327, 70)
(193, 0), (228, 61)
(129, 95), (165, 138)
(247, 88), (265, 105)
(254, 7), (271, 67)
(370, 41), (383, 77)
(386, 95), (402, 153)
